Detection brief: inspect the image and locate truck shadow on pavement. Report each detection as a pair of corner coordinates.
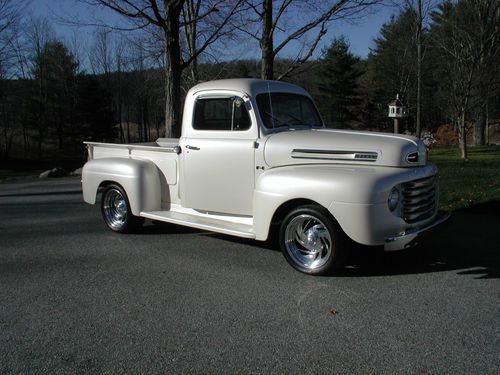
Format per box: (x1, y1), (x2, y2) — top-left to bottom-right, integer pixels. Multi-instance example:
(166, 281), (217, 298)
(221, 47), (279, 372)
(204, 201), (500, 279)
(337, 201), (500, 279)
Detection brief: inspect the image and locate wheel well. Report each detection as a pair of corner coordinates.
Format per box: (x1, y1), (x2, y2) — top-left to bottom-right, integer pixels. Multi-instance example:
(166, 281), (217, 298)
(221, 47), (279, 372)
(270, 198), (343, 231)
(269, 199), (348, 246)
(270, 198), (320, 226)
(97, 181), (121, 200)
(98, 180), (116, 189)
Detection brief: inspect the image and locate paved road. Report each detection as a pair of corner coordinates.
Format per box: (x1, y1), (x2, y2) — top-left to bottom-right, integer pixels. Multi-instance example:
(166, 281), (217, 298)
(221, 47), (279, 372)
(0, 177), (499, 374)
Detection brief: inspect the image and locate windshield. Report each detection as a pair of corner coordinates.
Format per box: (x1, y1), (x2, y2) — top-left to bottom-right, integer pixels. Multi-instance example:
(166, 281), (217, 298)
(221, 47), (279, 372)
(256, 92), (323, 129)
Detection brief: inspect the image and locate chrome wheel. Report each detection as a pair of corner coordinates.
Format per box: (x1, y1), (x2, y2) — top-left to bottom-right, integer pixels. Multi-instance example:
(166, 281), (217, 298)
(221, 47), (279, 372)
(103, 188), (128, 230)
(284, 214), (333, 270)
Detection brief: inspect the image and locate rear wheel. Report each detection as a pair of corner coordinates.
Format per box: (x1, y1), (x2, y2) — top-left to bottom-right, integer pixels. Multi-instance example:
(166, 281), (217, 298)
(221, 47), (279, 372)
(279, 205), (347, 275)
(101, 184), (144, 233)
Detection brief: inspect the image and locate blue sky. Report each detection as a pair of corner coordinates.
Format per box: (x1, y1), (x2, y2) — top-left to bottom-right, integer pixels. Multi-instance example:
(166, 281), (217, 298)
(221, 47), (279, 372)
(28, 0), (397, 59)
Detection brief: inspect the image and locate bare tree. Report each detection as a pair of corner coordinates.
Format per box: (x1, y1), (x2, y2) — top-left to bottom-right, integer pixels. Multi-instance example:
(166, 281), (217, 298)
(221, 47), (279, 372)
(180, 0), (244, 84)
(80, 0), (243, 137)
(240, 0), (382, 80)
(89, 28), (114, 77)
(24, 17), (54, 158)
(374, 0), (438, 137)
(0, 0), (28, 78)
(471, 0), (500, 146)
(114, 35), (128, 142)
(0, 0), (28, 158)
(431, 0), (500, 159)
(416, 0), (422, 138)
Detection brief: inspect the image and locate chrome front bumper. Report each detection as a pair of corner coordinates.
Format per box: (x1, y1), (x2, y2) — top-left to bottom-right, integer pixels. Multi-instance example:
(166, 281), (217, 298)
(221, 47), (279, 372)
(384, 212), (451, 251)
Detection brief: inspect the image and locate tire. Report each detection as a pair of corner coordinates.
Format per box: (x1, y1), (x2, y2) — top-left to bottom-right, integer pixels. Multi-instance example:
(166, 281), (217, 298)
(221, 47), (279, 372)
(100, 184), (144, 233)
(279, 205), (347, 275)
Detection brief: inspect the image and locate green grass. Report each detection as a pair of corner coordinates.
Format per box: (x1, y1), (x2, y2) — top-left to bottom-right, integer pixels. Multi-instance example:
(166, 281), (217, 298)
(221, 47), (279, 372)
(430, 146), (500, 211)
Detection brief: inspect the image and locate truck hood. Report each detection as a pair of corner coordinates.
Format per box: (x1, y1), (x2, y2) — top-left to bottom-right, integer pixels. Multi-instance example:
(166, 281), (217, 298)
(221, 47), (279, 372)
(263, 129), (427, 168)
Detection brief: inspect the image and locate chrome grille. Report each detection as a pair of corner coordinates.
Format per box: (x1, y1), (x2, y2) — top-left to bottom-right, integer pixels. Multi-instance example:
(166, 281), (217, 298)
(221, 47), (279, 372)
(402, 175), (437, 224)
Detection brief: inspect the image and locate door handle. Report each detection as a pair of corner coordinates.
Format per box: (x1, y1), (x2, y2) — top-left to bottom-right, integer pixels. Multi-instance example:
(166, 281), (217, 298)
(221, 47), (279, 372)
(185, 145), (200, 150)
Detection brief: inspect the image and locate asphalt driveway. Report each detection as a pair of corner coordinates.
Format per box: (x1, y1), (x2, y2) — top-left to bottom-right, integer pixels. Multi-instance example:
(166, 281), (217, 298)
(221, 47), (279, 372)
(0, 177), (498, 374)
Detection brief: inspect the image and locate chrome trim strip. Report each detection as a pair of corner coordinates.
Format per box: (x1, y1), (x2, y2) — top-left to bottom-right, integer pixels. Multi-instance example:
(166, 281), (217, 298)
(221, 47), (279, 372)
(291, 149), (378, 162)
(84, 141), (180, 153)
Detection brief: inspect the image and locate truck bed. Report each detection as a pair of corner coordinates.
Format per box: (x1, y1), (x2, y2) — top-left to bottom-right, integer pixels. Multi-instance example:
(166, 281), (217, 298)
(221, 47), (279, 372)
(84, 138), (181, 205)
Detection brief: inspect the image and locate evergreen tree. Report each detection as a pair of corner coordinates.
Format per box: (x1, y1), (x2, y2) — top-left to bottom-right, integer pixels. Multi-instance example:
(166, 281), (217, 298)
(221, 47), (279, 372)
(429, 0), (500, 154)
(366, 9), (417, 132)
(363, 7), (441, 133)
(316, 37), (362, 128)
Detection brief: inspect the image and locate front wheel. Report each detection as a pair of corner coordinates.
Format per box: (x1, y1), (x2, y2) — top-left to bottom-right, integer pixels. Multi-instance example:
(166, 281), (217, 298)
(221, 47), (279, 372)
(101, 184), (144, 233)
(279, 205), (347, 275)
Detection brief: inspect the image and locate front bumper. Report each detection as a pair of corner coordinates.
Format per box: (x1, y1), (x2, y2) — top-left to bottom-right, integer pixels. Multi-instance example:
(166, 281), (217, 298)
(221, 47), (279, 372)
(384, 212), (450, 251)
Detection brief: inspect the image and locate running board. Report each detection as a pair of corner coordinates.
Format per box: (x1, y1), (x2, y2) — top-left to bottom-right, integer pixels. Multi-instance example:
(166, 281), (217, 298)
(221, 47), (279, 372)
(140, 211), (256, 239)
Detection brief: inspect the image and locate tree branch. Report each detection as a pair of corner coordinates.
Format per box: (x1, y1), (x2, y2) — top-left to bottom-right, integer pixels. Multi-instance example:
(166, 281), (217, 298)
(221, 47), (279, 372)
(87, 0), (161, 27)
(181, 0), (244, 69)
(276, 22), (327, 80)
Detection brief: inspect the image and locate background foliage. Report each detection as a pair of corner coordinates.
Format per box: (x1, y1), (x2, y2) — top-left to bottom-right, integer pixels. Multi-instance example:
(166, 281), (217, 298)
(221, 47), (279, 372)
(0, 0), (499, 163)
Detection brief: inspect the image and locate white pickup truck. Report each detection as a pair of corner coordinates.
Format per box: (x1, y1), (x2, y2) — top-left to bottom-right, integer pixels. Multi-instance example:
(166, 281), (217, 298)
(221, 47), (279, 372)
(82, 79), (448, 275)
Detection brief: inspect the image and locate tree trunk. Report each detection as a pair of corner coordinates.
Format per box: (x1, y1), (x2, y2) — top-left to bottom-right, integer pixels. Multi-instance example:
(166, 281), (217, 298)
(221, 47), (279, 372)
(57, 115), (64, 150)
(127, 106), (131, 143)
(473, 101), (486, 146)
(143, 100), (149, 142)
(118, 68), (124, 143)
(185, 0), (199, 83)
(416, 0), (422, 138)
(260, 0), (273, 80)
(485, 101), (489, 145)
(459, 112), (468, 160)
(164, 5), (183, 138)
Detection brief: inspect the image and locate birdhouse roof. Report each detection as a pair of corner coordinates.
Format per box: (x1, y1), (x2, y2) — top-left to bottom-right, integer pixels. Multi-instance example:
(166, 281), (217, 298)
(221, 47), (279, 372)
(388, 98), (403, 107)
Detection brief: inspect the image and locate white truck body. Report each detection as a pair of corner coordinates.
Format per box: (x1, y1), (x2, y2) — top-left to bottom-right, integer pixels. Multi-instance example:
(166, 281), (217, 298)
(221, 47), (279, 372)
(82, 79), (448, 274)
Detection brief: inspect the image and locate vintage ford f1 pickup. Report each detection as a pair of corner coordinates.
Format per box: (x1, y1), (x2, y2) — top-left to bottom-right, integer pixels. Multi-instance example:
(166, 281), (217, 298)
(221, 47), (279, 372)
(82, 79), (448, 275)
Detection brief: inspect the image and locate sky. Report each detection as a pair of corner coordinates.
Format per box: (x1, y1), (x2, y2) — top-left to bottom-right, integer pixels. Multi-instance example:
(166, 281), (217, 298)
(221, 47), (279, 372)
(28, 0), (398, 60)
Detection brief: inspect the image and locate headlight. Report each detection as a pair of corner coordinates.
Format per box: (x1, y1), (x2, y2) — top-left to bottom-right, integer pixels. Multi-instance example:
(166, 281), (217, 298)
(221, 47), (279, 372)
(388, 187), (400, 212)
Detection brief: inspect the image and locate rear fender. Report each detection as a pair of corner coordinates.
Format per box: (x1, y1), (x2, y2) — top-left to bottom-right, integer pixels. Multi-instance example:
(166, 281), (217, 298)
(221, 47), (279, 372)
(82, 158), (161, 215)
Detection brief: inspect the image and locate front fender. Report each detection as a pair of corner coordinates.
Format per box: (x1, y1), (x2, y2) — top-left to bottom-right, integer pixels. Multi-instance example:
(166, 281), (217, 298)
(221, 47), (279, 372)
(253, 164), (437, 243)
(82, 158), (161, 215)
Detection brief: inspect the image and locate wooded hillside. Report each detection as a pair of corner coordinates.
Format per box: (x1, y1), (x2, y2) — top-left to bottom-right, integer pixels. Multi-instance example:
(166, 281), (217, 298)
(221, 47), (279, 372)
(0, 0), (498, 162)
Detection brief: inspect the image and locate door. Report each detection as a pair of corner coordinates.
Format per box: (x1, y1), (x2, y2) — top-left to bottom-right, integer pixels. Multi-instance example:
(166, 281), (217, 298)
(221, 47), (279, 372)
(182, 95), (256, 216)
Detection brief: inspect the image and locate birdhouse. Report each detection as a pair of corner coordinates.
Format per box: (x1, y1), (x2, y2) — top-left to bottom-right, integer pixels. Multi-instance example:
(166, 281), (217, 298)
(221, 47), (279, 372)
(388, 94), (407, 118)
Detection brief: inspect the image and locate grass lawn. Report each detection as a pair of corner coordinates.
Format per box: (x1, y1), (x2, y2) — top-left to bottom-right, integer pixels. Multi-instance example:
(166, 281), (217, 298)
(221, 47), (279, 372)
(430, 146), (500, 211)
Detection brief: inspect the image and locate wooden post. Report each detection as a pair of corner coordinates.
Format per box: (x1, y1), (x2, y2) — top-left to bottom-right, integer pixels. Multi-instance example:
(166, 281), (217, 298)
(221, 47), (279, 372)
(394, 118), (399, 134)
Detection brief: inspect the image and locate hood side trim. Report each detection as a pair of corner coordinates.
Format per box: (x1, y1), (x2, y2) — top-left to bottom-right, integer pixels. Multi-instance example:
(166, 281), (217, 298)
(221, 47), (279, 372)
(292, 149), (378, 162)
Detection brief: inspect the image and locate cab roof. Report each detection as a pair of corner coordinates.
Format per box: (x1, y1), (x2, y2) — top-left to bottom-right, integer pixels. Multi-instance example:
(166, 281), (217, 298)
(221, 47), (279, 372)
(188, 78), (310, 98)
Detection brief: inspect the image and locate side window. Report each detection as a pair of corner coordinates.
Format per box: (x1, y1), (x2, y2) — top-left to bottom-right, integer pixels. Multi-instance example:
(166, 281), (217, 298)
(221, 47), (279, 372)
(193, 97), (251, 131)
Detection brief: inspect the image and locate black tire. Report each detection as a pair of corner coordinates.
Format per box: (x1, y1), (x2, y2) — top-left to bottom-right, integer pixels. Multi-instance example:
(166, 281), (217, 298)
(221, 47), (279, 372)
(279, 204), (348, 275)
(100, 184), (144, 233)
